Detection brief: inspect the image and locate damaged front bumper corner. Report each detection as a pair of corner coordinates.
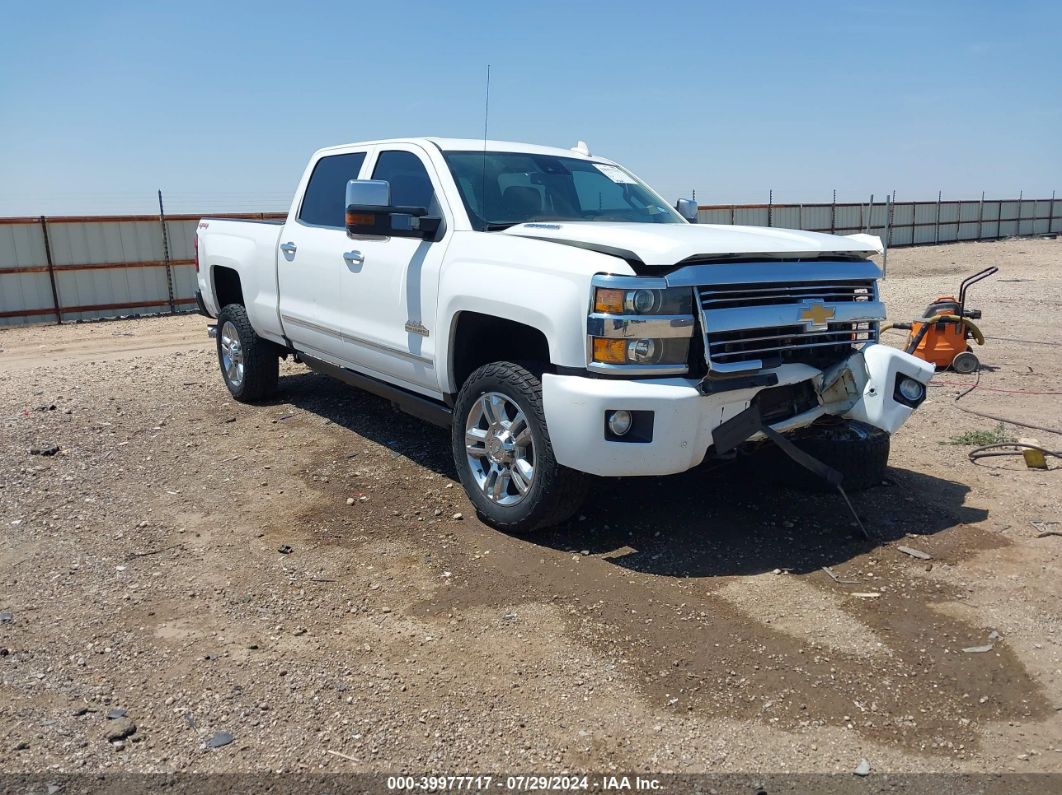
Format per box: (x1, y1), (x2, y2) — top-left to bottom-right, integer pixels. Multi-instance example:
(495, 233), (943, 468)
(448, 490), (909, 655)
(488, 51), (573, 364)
(541, 343), (934, 478)
(821, 343), (935, 434)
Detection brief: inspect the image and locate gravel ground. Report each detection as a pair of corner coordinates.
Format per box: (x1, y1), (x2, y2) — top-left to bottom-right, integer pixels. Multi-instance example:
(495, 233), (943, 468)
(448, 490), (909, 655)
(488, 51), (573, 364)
(0, 238), (1059, 776)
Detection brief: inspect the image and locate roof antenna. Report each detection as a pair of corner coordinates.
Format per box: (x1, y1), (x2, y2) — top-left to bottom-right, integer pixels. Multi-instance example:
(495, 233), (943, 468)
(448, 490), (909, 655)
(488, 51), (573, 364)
(479, 64), (491, 228)
(571, 140), (591, 157)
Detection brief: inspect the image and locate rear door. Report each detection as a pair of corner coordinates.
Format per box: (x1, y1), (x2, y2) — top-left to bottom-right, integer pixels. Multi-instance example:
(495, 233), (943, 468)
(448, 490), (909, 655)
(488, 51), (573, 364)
(277, 149), (369, 361)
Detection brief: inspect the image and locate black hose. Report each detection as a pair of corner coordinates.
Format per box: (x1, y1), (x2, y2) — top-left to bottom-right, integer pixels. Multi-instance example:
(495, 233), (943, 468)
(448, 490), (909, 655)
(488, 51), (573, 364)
(951, 363), (1062, 435)
(968, 442), (1061, 463)
(953, 404), (1062, 436)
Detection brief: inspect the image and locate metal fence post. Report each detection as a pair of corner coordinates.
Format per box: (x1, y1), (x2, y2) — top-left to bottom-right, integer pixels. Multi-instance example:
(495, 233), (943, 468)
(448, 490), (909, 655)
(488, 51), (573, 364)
(157, 189), (176, 314)
(39, 216), (62, 324)
(730, 204), (735, 225)
(830, 189), (836, 234)
(1050, 190), (1057, 233)
(882, 192), (894, 278)
(865, 194), (874, 233)
(977, 191), (984, 240)
(767, 189), (773, 227)
(934, 190), (942, 244)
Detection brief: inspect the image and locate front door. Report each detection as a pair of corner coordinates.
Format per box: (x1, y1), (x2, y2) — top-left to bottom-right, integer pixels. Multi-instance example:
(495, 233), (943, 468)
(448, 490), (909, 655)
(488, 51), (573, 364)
(336, 145), (451, 394)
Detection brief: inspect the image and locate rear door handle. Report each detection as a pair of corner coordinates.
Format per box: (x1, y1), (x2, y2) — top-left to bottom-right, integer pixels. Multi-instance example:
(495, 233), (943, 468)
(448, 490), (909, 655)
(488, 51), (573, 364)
(280, 242), (297, 255)
(343, 250), (364, 265)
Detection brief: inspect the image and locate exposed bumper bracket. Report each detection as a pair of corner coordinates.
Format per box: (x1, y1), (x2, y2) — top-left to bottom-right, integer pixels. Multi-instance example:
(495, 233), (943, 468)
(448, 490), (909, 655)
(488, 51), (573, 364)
(698, 372), (779, 396)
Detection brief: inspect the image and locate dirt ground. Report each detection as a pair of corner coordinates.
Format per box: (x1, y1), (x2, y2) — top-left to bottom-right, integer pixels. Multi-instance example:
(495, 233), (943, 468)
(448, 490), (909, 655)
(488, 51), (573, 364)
(1, 238), (1060, 777)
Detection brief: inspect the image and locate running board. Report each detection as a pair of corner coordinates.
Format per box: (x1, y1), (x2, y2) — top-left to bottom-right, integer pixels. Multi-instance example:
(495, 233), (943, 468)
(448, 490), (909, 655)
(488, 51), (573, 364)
(301, 355), (452, 428)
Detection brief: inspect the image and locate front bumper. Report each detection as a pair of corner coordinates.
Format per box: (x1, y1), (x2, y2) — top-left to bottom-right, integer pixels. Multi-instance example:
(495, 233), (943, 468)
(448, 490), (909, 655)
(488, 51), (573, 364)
(542, 343), (933, 477)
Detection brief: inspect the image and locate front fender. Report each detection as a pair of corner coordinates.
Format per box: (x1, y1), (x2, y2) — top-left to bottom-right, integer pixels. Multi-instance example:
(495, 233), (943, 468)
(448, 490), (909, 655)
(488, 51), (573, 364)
(436, 233), (631, 392)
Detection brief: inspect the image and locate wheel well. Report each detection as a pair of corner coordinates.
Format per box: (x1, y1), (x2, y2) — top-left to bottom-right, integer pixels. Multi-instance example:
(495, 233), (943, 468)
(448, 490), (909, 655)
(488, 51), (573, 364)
(451, 313), (551, 390)
(213, 266), (244, 308)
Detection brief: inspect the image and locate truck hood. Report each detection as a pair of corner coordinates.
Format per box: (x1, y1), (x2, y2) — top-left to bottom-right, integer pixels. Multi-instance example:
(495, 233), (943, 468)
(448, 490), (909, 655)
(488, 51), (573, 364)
(502, 222), (882, 268)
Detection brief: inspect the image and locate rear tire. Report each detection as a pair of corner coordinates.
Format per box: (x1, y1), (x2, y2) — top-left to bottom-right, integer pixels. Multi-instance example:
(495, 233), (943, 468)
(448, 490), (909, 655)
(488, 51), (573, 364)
(216, 304), (279, 403)
(759, 419), (890, 492)
(452, 362), (588, 533)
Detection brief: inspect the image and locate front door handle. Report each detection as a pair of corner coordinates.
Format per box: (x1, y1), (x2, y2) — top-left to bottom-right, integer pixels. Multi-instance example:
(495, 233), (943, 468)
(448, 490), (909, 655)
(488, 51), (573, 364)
(343, 250), (364, 265)
(280, 242), (297, 255)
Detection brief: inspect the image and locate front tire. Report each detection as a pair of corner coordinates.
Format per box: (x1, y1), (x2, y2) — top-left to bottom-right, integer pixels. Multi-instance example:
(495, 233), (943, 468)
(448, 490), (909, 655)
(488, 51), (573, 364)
(452, 362), (588, 533)
(216, 304), (279, 403)
(761, 419), (890, 492)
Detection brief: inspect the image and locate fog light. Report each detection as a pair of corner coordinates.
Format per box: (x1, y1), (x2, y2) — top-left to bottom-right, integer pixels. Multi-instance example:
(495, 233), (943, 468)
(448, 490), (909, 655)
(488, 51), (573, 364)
(607, 410), (633, 436)
(897, 376), (925, 403)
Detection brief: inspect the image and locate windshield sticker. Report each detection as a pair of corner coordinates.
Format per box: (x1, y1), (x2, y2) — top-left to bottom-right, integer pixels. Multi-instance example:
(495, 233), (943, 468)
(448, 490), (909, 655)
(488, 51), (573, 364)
(592, 163), (638, 184)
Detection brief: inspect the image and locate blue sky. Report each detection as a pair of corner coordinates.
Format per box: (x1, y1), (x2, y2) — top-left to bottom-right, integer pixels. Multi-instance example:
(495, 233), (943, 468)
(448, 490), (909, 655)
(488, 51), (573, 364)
(2, 1), (1059, 215)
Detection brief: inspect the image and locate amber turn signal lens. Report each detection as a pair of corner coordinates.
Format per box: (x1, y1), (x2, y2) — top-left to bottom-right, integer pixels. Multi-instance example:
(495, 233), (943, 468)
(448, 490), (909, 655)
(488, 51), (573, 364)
(346, 212), (374, 226)
(594, 288), (626, 314)
(592, 337), (627, 364)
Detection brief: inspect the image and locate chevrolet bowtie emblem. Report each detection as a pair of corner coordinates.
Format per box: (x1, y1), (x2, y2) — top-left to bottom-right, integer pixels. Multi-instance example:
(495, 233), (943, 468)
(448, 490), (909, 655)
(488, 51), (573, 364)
(799, 303), (836, 328)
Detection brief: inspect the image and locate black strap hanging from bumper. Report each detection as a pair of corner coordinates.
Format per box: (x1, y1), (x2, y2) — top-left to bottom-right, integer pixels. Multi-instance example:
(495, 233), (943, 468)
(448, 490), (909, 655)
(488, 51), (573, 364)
(712, 405), (874, 541)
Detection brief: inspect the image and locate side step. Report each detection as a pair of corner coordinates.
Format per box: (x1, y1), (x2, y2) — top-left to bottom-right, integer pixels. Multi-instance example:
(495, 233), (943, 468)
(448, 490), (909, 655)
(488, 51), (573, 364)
(301, 354), (452, 428)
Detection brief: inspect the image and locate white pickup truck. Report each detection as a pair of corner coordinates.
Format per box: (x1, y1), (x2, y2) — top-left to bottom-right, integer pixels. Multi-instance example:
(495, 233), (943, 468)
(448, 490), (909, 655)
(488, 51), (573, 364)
(195, 137), (933, 532)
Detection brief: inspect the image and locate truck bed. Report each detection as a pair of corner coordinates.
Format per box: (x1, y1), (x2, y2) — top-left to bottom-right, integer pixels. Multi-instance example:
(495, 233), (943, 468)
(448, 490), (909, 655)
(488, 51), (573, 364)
(197, 218), (286, 343)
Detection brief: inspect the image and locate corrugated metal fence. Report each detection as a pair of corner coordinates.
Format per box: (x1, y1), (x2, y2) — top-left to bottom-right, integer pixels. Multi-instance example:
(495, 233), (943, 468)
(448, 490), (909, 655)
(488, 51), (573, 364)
(0, 212), (283, 327)
(1, 196), (1059, 327)
(697, 195), (1060, 246)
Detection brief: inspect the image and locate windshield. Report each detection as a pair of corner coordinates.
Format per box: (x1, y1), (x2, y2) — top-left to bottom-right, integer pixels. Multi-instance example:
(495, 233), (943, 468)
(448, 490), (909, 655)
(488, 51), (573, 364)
(443, 151), (684, 230)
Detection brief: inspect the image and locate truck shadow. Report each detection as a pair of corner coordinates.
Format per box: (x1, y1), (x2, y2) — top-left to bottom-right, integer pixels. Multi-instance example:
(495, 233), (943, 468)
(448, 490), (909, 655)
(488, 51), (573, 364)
(279, 369), (987, 579)
(538, 466), (987, 578)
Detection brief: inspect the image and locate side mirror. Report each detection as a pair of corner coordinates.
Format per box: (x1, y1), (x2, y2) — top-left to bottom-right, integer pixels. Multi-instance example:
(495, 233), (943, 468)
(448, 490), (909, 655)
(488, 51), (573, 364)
(675, 198), (699, 223)
(345, 179), (441, 241)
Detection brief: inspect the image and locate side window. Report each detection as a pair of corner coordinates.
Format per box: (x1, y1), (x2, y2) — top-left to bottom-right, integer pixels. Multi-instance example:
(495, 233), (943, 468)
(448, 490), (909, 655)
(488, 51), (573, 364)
(298, 152), (367, 227)
(372, 150), (436, 210)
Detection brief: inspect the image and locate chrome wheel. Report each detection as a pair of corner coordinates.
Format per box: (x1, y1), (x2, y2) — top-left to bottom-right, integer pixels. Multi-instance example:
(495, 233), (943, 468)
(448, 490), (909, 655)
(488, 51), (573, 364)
(219, 321), (245, 388)
(464, 392), (535, 506)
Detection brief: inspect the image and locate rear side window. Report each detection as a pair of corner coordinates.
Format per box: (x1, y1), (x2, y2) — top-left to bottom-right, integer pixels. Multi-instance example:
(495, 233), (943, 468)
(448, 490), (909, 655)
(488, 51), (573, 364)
(372, 150), (436, 210)
(299, 152), (367, 227)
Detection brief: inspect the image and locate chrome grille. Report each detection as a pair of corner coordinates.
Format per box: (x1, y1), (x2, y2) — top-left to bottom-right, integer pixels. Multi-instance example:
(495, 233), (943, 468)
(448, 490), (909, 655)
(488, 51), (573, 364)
(698, 280), (875, 310)
(696, 279), (881, 371)
(707, 322), (877, 367)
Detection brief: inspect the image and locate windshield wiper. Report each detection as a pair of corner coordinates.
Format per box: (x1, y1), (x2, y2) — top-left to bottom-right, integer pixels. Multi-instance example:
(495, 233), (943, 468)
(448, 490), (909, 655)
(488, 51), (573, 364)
(484, 222), (518, 231)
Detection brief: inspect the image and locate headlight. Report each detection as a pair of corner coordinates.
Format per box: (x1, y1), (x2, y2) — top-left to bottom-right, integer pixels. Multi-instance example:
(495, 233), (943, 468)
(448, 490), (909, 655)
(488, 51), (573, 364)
(588, 277), (696, 375)
(627, 338), (658, 363)
(591, 337), (690, 367)
(629, 289), (657, 314)
(593, 286), (692, 315)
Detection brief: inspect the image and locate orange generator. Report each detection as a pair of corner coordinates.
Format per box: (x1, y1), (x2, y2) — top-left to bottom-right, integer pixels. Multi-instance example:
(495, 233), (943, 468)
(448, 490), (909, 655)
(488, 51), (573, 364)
(890, 267), (997, 374)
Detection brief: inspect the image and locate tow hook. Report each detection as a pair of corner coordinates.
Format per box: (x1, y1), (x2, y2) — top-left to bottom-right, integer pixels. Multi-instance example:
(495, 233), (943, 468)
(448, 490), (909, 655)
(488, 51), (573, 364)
(208, 324), (218, 339)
